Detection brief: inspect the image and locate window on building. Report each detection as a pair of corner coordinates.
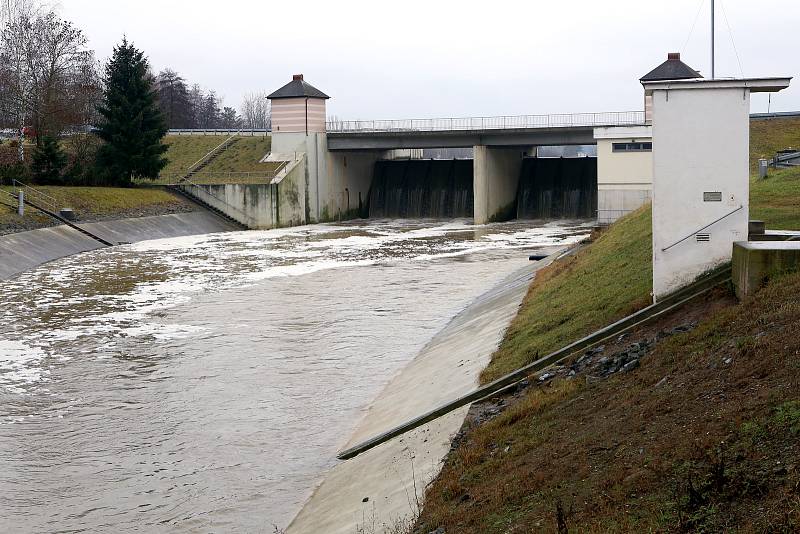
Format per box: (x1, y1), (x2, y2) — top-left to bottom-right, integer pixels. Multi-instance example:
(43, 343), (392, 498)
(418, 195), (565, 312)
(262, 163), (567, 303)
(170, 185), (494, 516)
(612, 142), (652, 152)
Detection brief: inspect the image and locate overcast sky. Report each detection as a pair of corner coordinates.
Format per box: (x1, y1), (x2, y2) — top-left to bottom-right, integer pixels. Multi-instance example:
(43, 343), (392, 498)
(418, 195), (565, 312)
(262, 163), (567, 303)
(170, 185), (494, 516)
(58, 0), (799, 120)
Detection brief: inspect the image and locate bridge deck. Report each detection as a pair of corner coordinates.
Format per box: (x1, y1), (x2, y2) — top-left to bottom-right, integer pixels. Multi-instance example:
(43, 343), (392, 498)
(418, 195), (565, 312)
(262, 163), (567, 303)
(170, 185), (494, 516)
(326, 111), (645, 150)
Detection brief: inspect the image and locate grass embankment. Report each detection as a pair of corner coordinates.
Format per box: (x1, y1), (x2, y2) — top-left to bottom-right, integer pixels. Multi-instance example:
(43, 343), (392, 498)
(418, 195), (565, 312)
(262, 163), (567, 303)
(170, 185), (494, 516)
(416, 122), (800, 533)
(0, 186), (192, 234)
(480, 207), (653, 383)
(749, 116), (800, 172)
(155, 135), (280, 183)
(418, 271), (800, 532)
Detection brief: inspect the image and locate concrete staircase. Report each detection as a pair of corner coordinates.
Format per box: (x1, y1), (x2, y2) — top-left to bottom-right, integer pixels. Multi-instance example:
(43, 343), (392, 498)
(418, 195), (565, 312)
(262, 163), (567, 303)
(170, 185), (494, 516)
(181, 134), (241, 182)
(167, 185), (250, 230)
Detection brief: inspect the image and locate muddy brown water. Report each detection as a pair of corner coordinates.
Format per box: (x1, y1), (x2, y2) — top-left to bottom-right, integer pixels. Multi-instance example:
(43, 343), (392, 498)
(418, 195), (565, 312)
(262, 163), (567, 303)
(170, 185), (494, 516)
(0, 219), (589, 532)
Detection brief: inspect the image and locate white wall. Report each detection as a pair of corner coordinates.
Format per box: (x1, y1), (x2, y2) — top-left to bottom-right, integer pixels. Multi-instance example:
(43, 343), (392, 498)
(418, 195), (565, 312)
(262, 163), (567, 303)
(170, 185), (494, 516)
(651, 87), (750, 299)
(595, 126), (653, 224)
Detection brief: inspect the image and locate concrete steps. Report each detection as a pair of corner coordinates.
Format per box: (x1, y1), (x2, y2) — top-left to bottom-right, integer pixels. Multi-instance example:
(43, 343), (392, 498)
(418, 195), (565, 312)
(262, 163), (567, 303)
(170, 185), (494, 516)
(167, 185), (250, 230)
(181, 136), (241, 182)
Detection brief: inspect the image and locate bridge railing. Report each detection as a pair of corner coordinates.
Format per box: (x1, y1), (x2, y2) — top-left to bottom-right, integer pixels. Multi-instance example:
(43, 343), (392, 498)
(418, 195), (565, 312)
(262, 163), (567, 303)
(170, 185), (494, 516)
(326, 111), (646, 133)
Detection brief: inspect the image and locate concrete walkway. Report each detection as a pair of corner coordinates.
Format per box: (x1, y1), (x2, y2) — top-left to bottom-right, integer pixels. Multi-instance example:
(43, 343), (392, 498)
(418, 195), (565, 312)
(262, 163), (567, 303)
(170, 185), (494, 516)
(0, 211), (237, 279)
(287, 246), (567, 533)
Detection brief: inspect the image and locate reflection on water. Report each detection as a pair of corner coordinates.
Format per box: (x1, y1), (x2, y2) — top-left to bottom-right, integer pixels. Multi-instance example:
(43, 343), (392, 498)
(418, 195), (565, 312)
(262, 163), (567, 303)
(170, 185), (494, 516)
(0, 219), (589, 532)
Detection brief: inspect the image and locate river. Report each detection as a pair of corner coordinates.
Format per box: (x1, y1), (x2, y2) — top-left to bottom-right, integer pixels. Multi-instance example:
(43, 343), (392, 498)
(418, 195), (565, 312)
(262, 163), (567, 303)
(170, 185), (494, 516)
(0, 218), (589, 532)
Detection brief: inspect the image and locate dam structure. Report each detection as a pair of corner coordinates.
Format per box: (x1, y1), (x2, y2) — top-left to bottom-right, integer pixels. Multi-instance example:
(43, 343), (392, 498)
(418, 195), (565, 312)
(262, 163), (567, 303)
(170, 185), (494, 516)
(176, 74), (651, 228)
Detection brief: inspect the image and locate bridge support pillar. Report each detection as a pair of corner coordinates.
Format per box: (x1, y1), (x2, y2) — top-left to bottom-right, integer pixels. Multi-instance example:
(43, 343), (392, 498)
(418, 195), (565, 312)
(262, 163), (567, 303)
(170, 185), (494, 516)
(473, 146), (523, 224)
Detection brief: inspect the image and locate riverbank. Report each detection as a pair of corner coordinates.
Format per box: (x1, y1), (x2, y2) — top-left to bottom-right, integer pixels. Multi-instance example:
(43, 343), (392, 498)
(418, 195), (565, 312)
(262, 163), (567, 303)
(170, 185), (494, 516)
(0, 210), (237, 279)
(411, 168), (800, 532)
(286, 244), (578, 533)
(0, 185), (196, 235)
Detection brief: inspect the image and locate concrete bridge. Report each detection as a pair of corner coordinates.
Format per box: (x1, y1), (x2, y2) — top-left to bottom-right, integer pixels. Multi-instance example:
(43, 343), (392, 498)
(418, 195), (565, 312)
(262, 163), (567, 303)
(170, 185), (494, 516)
(177, 74), (651, 228)
(326, 111), (644, 150)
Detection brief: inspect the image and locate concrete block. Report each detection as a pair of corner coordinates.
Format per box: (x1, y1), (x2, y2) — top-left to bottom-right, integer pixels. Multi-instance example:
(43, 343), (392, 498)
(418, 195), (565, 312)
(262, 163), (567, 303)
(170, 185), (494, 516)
(748, 220), (765, 236)
(732, 241), (800, 298)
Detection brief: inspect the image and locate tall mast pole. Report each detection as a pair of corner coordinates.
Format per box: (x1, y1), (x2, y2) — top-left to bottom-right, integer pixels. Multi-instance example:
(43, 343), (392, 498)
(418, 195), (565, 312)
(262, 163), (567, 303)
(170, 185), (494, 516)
(711, 0), (715, 79)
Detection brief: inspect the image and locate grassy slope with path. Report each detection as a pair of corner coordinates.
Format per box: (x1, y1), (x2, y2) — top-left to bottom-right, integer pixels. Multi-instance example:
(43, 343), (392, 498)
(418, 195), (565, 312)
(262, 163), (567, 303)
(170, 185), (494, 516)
(417, 118), (800, 532)
(156, 135), (281, 183)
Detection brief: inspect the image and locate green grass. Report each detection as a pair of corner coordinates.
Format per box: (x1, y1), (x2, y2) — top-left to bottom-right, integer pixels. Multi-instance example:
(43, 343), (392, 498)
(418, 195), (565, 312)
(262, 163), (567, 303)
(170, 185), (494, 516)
(0, 185), (190, 233)
(749, 116), (800, 172)
(201, 137), (275, 173)
(750, 166), (800, 229)
(156, 135), (279, 184)
(480, 206), (653, 383)
(159, 136), (232, 177)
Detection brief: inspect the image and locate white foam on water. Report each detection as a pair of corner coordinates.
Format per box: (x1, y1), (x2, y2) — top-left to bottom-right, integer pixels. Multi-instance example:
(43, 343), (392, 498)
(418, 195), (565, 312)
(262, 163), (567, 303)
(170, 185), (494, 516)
(0, 339), (49, 393)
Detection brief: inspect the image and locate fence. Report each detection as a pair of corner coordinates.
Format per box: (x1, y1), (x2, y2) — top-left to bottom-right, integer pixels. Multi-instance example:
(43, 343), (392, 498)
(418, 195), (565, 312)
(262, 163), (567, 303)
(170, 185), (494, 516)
(326, 111), (646, 133)
(146, 171), (281, 186)
(167, 129), (270, 136)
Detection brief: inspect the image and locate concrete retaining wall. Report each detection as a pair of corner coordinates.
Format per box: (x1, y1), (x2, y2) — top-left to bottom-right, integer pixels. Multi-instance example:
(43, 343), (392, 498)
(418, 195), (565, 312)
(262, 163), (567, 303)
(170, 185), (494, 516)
(0, 211), (236, 279)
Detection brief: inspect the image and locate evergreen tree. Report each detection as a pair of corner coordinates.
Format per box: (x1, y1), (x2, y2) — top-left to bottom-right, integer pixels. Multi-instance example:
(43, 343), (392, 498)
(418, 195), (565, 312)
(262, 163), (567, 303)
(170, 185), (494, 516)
(95, 38), (167, 185)
(30, 135), (67, 185)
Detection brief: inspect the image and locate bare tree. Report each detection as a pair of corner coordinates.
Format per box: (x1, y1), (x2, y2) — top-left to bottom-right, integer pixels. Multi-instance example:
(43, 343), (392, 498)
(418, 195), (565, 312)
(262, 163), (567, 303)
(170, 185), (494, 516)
(240, 91), (270, 129)
(0, 8), (98, 159)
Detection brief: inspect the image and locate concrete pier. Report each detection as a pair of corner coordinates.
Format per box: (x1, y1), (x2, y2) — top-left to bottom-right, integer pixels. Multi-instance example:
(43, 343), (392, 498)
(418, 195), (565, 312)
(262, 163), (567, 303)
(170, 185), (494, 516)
(473, 146), (523, 224)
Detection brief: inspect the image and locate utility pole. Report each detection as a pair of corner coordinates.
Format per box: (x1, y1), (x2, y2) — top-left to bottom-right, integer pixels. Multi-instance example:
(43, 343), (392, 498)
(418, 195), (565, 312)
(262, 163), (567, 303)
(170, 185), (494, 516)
(711, 0), (715, 79)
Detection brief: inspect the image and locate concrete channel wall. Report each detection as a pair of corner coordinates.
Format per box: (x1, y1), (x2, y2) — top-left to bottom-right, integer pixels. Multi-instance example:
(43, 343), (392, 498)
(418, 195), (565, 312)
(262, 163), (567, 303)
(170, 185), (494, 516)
(287, 247), (567, 534)
(0, 211), (236, 279)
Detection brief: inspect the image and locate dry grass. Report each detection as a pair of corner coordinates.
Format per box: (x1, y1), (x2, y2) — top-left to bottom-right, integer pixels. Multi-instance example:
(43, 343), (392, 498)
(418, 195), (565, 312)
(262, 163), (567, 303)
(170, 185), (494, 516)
(0, 185), (192, 234)
(418, 272), (800, 533)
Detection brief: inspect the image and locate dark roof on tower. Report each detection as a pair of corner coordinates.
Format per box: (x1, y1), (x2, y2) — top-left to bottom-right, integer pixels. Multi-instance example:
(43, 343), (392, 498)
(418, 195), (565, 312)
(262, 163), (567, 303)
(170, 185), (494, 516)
(640, 53), (703, 82)
(267, 74), (330, 100)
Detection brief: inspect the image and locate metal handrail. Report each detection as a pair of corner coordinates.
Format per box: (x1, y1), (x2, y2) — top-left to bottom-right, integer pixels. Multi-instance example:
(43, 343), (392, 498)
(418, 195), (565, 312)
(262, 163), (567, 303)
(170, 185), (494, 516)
(168, 128), (271, 136)
(187, 131), (241, 172)
(326, 110), (646, 133)
(12, 179), (59, 212)
(661, 205), (744, 252)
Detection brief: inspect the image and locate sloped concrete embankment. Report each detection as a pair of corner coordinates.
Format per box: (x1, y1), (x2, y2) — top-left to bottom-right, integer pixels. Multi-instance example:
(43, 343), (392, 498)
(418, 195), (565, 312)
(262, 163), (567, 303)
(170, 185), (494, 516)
(0, 211), (237, 279)
(287, 248), (567, 534)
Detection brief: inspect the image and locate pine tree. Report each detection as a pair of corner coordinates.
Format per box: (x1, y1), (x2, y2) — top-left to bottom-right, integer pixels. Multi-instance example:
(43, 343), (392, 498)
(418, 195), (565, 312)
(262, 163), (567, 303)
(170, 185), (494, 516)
(30, 136), (67, 185)
(95, 38), (167, 185)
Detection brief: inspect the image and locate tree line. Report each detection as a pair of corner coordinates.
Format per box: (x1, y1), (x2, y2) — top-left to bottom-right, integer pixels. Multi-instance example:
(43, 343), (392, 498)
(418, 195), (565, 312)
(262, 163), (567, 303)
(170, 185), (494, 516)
(0, 0), (270, 187)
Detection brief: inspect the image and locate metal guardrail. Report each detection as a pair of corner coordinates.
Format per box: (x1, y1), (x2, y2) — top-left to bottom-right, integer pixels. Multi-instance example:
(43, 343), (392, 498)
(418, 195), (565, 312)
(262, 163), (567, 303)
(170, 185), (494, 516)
(337, 262), (733, 461)
(155, 171), (281, 186)
(326, 111), (646, 133)
(168, 128), (271, 136)
(12, 179), (60, 213)
(187, 132), (241, 173)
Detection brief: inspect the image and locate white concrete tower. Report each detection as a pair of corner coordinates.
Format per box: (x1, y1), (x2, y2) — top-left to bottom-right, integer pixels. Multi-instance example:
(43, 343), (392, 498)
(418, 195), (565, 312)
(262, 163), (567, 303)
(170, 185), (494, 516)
(642, 68), (790, 300)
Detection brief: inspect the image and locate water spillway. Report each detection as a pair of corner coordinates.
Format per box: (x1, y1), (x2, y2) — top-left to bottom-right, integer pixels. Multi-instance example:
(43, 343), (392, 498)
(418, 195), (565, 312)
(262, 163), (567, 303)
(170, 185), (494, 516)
(517, 157), (597, 219)
(368, 159), (474, 218)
